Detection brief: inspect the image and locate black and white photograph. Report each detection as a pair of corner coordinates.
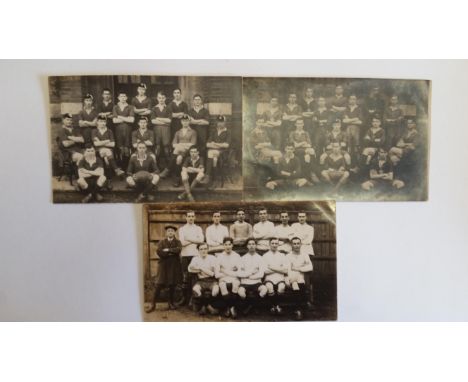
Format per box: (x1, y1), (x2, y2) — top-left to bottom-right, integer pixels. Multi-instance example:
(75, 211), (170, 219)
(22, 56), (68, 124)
(243, 77), (430, 201)
(49, 75), (243, 203)
(143, 201), (336, 322)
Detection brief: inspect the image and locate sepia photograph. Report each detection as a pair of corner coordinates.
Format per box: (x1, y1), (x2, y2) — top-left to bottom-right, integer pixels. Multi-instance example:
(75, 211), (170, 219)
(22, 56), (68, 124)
(49, 75), (242, 203)
(243, 77), (430, 201)
(143, 201), (336, 322)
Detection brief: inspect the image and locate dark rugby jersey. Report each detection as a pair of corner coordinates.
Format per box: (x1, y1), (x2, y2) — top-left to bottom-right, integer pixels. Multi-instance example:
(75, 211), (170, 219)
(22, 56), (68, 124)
(207, 128), (231, 145)
(78, 107), (98, 123)
(370, 158), (393, 175)
(112, 103), (134, 126)
(92, 128), (115, 145)
(324, 155), (347, 170)
(151, 104), (171, 123)
(168, 100), (189, 130)
(188, 107), (210, 127)
(363, 127), (385, 148)
(58, 126), (84, 153)
(343, 105), (363, 124)
(262, 107), (282, 122)
(182, 156), (204, 170)
(300, 98), (317, 113)
(127, 154), (158, 174)
(78, 156), (104, 171)
(315, 108), (332, 127)
(131, 96), (152, 111)
(132, 129), (154, 147)
(276, 156), (301, 178)
(384, 106), (404, 123)
(326, 131), (348, 147)
(330, 95), (347, 110)
(288, 130), (311, 146)
(97, 101), (114, 116)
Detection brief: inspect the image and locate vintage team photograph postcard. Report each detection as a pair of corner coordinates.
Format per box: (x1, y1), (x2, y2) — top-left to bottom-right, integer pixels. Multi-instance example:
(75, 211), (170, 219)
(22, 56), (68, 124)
(49, 75), (242, 203)
(143, 201), (336, 322)
(243, 77), (430, 202)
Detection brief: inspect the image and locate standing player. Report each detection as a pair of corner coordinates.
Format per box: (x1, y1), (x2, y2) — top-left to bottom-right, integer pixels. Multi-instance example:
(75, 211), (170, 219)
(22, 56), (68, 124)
(178, 211), (205, 306)
(389, 119), (419, 166)
(151, 91), (172, 176)
(131, 116), (155, 158)
(57, 113), (84, 166)
(365, 85), (385, 123)
(168, 88), (189, 138)
(145, 225), (182, 313)
(252, 208), (276, 252)
(330, 85), (347, 119)
(205, 212), (229, 254)
(342, 95), (363, 163)
(361, 147), (405, 191)
(188, 94), (210, 151)
(286, 237), (313, 291)
(313, 96), (332, 153)
(112, 91), (135, 163)
(229, 209), (253, 254)
(97, 88), (114, 121)
(320, 142), (350, 195)
(205, 115), (231, 183)
(282, 93), (303, 138)
(384, 95), (405, 148)
(215, 237), (242, 318)
(362, 115), (386, 165)
(78, 93), (98, 144)
(131, 83), (152, 119)
(178, 146), (206, 202)
(263, 238), (289, 314)
(291, 212), (315, 257)
(77, 144), (107, 203)
(301, 87), (317, 137)
(92, 115), (125, 178)
(262, 96), (283, 149)
(188, 242), (220, 315)
(126, 142), (160, 203)
(274, 212), (294, 254)
(171, 115), (197, 186)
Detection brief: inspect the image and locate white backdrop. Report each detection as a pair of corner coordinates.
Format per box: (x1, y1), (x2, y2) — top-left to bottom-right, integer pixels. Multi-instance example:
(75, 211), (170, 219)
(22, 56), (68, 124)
(0, 59), (467, 321)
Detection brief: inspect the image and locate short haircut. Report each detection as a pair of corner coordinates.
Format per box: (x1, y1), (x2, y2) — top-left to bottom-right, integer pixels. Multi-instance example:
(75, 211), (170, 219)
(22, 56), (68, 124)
(193, 93), (203, 100)
(280, 211), (289, 216)
(288, 92), (297, 97)
(173, 87), (181, 93)
(189, 145), (198, 152)
(84, 143), (94, 150)
(236, 209), (246, 214)
(223, 237), (234, 244)
(157, 91), (166, 97)
(186, 210), (195, 216)
(136, 141), (146, 147)
(295, 118), (304, 124)
(258, 208), (267, 214)
(102, 88), (111, 94)
(212, 211), (221, 216)
(246, 238), (256, 245)
(291, 236), (302, 243)
(269, 237), (279, 243)
(298, 212), (307, 216)
(197, 242), (208, 250)
(118, 91), (127, 96)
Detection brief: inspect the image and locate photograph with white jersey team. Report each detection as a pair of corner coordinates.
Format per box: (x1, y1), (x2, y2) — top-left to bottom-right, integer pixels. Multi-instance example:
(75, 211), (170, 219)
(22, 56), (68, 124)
(145, 207), (319, 321)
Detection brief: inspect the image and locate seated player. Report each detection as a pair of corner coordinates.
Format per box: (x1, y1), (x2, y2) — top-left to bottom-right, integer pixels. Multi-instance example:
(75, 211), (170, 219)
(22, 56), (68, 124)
(178, 146), (205, 202)
(229, 209), (253, 254)
(389, 119), (419, 166)
(57, 113), (84, 166)
(362, 115), (386, 165)
(145, 225), (182, 313)
(265, 144), (308, 190)
(215, 237), (242, 318)
(171, 115), (197, 186)
(263, 238), (289, 314)
(112, 91), (135, 162)
(274, 211), (294, 253)
(253, 208), (276, 252)
(361, 147), (405, 191)
(151, 91), (172, 177)
(288, 118), (316, 177)
(250, 118), (283, 164)
(291, 212), (315, 257)
(78, 93), (98, 144)
(126, 142), (160, 203)
(131, 83), (152, 118)
(323, 119), (351, 166)
(320, 142), (350, 195)
(286, 237), (313, 291)
(205, 212), (229, 254)
(92, 115), (124, 178)
(188, 242), (220, 315)
(205, 115), (231, 183)
(131, 116), (155, 159)
(77, 144), (107, 203)
(262, 96), (283, 149)
(330, 85), (347, 119)
(237, 239), (268, 307)
(188, 94), (210, 150)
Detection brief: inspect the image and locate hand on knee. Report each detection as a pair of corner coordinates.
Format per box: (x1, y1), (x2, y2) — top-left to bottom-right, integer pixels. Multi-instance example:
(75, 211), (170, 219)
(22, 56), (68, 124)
(258, 285), (268, 298)
(277, 282), (286, 294)
(238, 287), (246, 299)
(192, 284), (202, 297)
(266, 282), (274, 296)
(212, 284), (220, 297)
(219, 282), (228, 296)
(151, 174), (160, 185)
(126, 176), (135, 187)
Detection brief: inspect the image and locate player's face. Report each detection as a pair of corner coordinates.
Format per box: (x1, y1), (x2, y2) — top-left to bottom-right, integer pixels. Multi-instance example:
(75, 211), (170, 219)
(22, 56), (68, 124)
(306, 88), (313, 98)
(298, 213), (307, 224)
(84, 147), (96, 159)
(270, 98), (278, 107)
(280, 213), (289, 224)
(391, 96), (398, 105)
(181, 119), (190, 128)
(332, 143), (340, 154)
(332, 122), (341, 132)
(292, 239), (302, 252)
(295, 120), (304, 130)
(139, 120), (148, 130)
(285, 146), (295, 156)
(157, 94), (166, 104)
(97, 120), (106, 129)
(270, 239), (279, 251)
(247, 240), (256, 252)
(186, 213), (195, 224)
(259, 210), (267, 221)
(318, 98), (326, 108)
(166, 228), (176, 239)
(288, 94), (297, 104)
(199, 245), (208, 257)
(378, 150), (388, 161)
(335, 86), (343, 96)
(349, 96), (357, 106)
(372, 119), (381, 128)
(173, 89), (181, 100)
(137, 143), (147, 155)
(223, 241), (233, 253)
(237, 211), (245, 222)
(118, 94), (127, 103)
(102, 91), (111, 101)
(193, 96), (202, 106)
(84, 98), (93, 107)
(63, 117), (73, 127)
(137, 87), (146, 96)
(189, 149), (198, 159)
(212, 213), (221, 224)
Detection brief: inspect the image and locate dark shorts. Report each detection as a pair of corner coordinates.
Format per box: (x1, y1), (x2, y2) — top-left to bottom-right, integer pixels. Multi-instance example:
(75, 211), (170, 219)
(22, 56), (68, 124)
(195, 278), (218, 292)
(154, 125), (171, 147)
(240, 283), (262, 293)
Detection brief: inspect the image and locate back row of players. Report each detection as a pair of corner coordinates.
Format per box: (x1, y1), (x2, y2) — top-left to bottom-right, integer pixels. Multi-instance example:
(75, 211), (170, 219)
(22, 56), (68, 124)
(146, 208), (315, 318)
(57, 83), (231, 202)
(250, 85), (420, 195)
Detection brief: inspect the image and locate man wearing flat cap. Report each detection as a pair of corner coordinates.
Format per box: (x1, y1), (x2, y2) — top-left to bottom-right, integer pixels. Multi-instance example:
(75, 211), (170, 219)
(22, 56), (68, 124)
(145, 225), (182, 313)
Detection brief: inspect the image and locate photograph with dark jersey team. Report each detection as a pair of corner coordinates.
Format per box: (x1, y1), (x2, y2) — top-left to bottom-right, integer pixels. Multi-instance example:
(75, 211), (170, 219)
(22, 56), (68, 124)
(50, 76), (242, 203)
(243, 77), (430, 201)
(144, 202), (336, 321)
